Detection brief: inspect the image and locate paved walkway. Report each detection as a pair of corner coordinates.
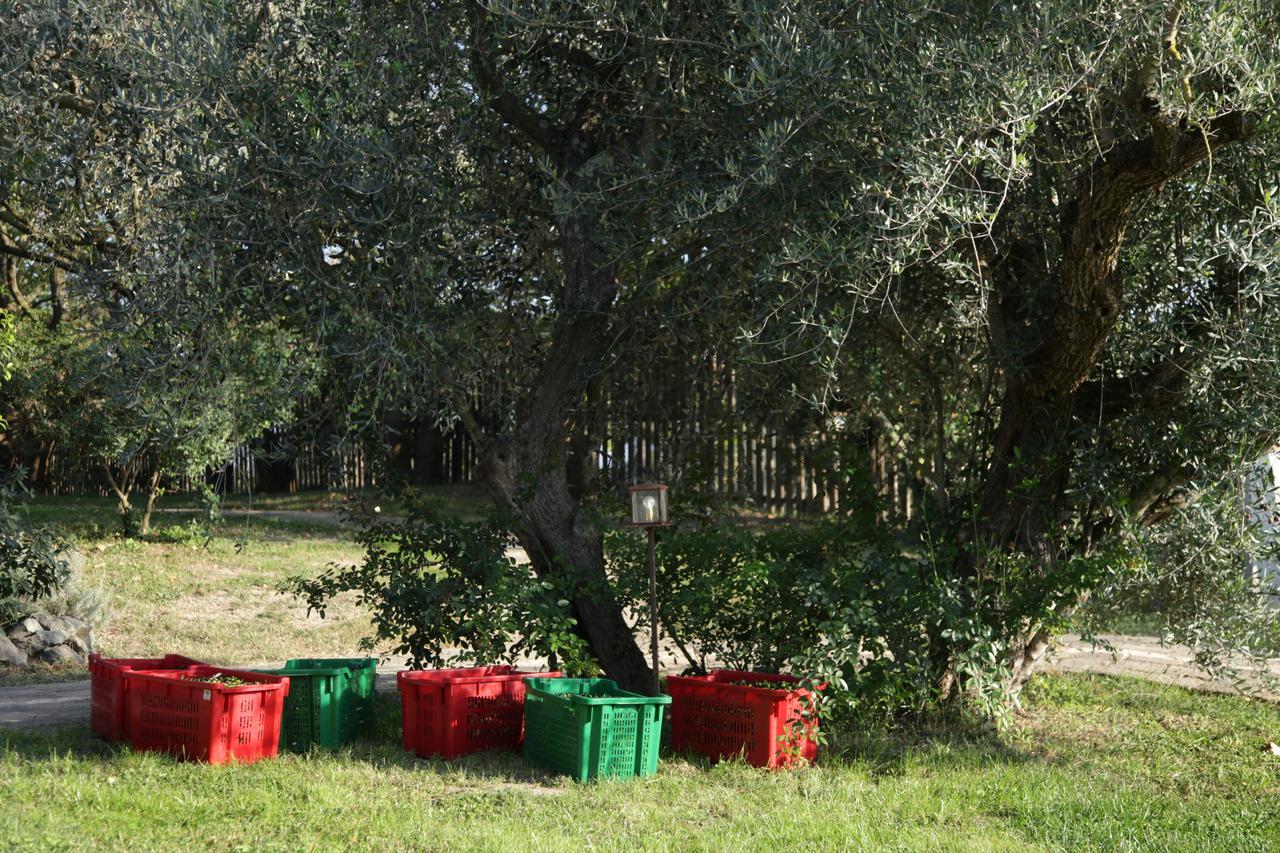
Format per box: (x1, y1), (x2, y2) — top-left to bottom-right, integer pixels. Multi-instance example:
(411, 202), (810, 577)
(3, 635), (1276, 731)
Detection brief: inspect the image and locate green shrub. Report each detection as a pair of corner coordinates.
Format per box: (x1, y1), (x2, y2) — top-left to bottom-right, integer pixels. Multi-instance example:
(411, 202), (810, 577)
(606, 516), (1086, 728)
(283, 492), (594, 672)
(0, 474), (69, 622)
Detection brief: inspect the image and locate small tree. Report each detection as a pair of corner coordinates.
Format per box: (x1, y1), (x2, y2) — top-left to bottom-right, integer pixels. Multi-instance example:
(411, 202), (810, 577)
(10, 316), (308, 535)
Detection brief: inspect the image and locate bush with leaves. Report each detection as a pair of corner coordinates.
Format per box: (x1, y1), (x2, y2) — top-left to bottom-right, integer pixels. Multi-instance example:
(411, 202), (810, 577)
(0, 473), (69, 624)
(285, 494), (593, 673)
(607, 514), (1109, 728)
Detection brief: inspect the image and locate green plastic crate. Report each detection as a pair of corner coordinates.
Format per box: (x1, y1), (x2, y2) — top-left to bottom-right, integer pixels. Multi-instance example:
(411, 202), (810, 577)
(522, 677), (671, 782)
(255, 658), (377, 751)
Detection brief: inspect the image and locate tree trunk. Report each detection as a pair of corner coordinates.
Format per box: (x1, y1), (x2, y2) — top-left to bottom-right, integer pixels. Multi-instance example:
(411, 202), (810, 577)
(491, 449), (653, 691)
(102, 463), (137, 536)
(256, 430), (296, 493)
(475, 209), (653, 694)
(411, 419), (445, 487)
(966, 105), (1256, 693)
(139, 467), (163, 536)
(458, 4), (658, 691)
(383, 410), (415, 484)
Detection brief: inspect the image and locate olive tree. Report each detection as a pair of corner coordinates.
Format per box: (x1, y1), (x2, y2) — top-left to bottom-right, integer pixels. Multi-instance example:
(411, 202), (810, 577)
(748, 1), (1280, 692)
(11, 0), (1280, 705)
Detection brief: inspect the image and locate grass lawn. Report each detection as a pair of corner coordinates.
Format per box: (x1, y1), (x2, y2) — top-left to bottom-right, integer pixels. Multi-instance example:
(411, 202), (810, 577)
(0, 673), (1277, 850)
(4, 497), (1280, 849)
(4, 498), (376, 685)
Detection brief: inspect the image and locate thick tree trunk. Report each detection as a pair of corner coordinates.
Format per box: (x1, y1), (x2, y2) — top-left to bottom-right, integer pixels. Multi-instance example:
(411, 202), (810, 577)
(967, 105), (1256, 693)
(459, 2), (656, 692)
(484, 448), (653, 692)
(475, 208), (653, 693)
(28, 439), (55, 492)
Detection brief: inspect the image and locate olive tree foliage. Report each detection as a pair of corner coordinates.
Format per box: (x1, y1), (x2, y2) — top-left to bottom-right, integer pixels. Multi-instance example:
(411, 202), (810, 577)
(8, 316), (305, 535)
(0, 3), (316, 534)
(740, 0), (1280, 696)
(10, 0), (1280, 708)
(0, 301), (67, 618)
(32, 0), (853, 689)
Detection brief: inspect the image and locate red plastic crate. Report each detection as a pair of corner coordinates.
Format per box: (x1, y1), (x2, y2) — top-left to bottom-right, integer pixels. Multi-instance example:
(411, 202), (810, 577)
(88, 654), (207, 741)
(397, 666), (562, 760)
(666, 669), (822, 769)
(122, 665), (290, 764)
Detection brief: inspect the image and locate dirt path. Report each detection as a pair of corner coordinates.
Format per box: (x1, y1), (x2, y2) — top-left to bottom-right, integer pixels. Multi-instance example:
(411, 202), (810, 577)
(157, 507), (350, 526)
(0, 680), (95, 731)
(1044, 633), (1280, 698)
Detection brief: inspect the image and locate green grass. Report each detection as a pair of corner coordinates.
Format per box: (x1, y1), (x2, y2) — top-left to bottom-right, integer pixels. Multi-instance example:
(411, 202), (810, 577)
(3, 499), (376, 685)
(2, 490), (498, 679)
(5, 497), (1279, 848)
(80, 522), (372, 665)
(0, 674), (1277, 850)
(18, 485), (491, 532)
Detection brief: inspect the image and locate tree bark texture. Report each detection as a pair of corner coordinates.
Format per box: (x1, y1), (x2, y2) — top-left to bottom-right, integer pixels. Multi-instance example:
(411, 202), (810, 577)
(976, 109), (1256, 690)
(139, 467), (162, 536)
(464, 8), (654, 691)
(477, 211), (654, 693)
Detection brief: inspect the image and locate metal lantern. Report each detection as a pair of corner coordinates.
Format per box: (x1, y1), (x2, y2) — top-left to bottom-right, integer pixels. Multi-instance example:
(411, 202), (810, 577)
(628, 483), (669, 695)
(628, 483), (669, 527)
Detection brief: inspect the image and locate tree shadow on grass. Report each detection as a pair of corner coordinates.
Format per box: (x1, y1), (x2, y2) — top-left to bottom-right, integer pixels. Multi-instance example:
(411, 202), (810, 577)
(0, 719), (570, 790)
(0, 723), (127, 762)
(820, 716), (1039, 780)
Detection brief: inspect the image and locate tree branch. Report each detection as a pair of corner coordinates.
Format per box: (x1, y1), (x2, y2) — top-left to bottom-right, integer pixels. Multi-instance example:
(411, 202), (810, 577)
(0, 230), (84, 277)
(1075, 261), (1243, 421)
(468, 1), (566, 160)
(50, 92), (98, 116)
(520, 32), (627, 82)
(1028, 111), (1255, 399)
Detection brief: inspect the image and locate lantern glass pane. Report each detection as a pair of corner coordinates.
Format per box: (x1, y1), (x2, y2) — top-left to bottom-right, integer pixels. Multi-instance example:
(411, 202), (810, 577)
(632, 490), (654, 523)
(629, 485), (668, 525)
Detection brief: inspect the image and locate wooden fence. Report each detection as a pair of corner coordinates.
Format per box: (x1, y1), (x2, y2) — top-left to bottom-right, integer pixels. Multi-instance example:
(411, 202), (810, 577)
(30, 370), (922, 519)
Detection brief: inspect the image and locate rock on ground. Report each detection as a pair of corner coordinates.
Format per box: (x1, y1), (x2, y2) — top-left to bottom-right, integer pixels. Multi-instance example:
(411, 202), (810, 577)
(36, 645), (84, 666)
(0, 611), (94, 669)
(9, 617), (41, 638)
(35, 629), (68, 648)
(0, 635), (27, 667)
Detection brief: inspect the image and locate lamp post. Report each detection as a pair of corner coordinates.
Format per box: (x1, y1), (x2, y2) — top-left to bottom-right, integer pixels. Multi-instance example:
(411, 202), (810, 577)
(628, 483), (669, 694)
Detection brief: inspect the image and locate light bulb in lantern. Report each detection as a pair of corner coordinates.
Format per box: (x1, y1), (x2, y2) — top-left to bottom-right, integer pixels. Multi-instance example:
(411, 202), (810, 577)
(642, 494), (658, 522)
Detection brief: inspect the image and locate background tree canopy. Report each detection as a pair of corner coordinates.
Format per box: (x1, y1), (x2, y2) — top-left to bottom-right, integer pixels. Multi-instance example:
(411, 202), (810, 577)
(3, 0), (1279, 710)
